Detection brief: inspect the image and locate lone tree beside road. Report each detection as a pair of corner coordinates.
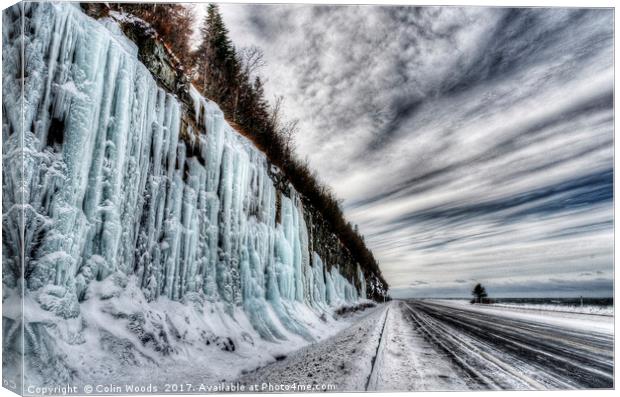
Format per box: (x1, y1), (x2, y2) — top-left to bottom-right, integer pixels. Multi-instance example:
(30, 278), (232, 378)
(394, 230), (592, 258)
(471, 283), (488, 304)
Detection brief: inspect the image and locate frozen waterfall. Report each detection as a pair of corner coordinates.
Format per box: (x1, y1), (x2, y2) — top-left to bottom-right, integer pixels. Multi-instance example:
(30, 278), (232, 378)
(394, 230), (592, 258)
(2, 0), (368, 358)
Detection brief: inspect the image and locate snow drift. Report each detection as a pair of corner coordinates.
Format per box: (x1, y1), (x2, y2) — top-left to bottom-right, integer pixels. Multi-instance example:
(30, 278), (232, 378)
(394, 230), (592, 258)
(2, 2), (383, 389)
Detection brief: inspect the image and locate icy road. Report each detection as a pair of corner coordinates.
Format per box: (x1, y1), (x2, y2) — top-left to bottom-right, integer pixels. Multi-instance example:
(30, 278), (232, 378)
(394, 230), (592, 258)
(237, 300), (613, 391)
(405, 300), (613, 389)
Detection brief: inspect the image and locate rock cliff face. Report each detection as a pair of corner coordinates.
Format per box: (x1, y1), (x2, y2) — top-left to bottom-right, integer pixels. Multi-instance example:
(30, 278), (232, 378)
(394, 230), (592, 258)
(2, 2), (387, 387)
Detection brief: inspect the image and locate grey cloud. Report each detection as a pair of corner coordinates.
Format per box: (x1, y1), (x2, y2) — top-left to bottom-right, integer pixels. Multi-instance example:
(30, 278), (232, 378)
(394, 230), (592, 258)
(218, 5), (614, 298)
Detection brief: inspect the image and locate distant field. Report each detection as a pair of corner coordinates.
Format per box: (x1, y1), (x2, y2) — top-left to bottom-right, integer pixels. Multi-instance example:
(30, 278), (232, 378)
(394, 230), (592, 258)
(429, 298), (613, 316)
(491, 298), (613, 316)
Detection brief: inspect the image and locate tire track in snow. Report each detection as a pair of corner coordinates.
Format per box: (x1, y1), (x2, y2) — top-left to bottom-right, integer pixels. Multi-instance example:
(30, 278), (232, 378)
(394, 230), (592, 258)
(405, 303), (510, 389)
(414, 301), (613, 388)
(365, 307), (389, 390)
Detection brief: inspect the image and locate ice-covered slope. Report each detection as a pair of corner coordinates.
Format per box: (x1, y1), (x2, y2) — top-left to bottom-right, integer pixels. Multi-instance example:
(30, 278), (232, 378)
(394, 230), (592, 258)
(2, 2), (383, 388)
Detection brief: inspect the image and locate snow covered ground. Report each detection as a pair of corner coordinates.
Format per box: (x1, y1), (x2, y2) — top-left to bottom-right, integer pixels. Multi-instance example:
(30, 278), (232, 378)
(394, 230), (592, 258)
(431, 299), (613, 334)
(4, 275), (379, 391)
(236, 303), (388, 391)
(433, 299), (613, 316)
(491, 302), (613, 316)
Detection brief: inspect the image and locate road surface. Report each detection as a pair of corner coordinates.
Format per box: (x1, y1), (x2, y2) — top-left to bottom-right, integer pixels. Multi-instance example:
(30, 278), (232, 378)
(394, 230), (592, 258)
(405, 300), (614, 389)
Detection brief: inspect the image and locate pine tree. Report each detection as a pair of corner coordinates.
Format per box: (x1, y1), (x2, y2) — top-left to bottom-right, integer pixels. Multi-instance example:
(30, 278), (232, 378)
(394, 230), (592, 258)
(251, 76), (270, 130)
(471, 283), (488, 304)
(195, 4), (236, 103)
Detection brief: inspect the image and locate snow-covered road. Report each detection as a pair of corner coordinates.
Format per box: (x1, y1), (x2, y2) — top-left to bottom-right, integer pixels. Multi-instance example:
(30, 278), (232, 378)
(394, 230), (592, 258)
(406, 300), (614, 389)
(236, 300), (613, 391)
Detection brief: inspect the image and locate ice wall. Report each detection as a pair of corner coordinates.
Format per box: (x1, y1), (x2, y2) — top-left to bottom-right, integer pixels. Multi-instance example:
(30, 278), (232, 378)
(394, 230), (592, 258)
(2, 1), (367, 352)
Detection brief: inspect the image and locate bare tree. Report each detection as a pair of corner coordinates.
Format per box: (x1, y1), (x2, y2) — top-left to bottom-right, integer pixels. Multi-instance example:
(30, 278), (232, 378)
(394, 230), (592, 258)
(240, 45), (266, 76)
(280, 118), (299, 156)
(268, 95), (299, 160)
(270, 95), (284, 130)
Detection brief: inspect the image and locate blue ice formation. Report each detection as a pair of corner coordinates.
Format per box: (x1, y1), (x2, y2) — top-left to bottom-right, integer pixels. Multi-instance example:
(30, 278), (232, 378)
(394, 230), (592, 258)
(2, 2), (371, 348)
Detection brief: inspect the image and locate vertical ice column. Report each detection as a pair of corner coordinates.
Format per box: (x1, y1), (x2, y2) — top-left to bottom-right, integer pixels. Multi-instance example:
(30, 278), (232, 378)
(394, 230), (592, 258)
(239, 219), (287, 341)
(357, 265), (367, 300)
(178, 157), (206, 295)
(325, 265), (359, 306)
(274, 195), (308, 302)
(310, 253), (328, 309)
(296, 202), (311, 303)
(274, 199), (294, 300)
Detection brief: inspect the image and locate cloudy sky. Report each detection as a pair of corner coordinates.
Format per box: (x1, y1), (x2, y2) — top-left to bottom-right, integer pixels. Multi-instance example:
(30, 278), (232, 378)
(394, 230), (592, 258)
(207, 3), (614, 298)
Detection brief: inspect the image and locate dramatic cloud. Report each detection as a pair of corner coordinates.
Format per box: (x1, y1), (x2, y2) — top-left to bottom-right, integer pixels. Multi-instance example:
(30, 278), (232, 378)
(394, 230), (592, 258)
(218, 5), (614, 297)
